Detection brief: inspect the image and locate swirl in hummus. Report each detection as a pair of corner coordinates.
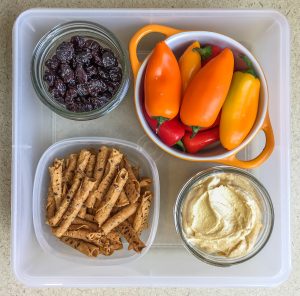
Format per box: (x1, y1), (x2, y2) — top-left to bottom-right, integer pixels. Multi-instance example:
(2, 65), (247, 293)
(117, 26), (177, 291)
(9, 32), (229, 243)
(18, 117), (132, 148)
(182, 172), (263, 258)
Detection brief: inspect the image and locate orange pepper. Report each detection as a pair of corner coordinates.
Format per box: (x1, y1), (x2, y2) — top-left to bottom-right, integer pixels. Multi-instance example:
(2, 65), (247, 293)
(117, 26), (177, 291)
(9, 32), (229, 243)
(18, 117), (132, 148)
(220, 71), (260, 150)
(144, 41), (181, 125)
(179, 41), (201, 91)
(180, 48), (234, 128)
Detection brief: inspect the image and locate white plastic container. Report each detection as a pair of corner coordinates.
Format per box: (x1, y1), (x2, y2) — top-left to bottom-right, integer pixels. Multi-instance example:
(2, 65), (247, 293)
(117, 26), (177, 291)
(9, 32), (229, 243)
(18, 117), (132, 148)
(12, 8), (290, 287)
(32, 137), (160, 266)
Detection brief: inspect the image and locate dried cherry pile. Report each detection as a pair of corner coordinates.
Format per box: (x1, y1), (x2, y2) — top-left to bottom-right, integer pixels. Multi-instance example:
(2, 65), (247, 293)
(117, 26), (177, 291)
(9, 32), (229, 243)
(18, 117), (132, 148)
(43, 36), (122, 112)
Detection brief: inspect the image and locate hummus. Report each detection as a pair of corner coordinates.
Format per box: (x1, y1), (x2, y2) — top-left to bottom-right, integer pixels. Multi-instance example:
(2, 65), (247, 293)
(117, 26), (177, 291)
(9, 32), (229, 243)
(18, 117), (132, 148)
(182, 172), (262, 258)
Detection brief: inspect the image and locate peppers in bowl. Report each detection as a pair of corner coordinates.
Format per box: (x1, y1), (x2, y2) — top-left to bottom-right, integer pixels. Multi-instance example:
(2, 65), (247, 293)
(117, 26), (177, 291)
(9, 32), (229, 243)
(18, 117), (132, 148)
(129, 25), (274, 169)
(143, 40), (224, 153)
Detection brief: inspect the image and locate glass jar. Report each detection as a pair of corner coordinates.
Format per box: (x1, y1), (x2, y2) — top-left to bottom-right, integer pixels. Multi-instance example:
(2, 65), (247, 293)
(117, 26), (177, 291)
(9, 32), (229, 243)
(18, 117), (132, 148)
(31, 21), (130, 120)
(174, 166), (274, 267)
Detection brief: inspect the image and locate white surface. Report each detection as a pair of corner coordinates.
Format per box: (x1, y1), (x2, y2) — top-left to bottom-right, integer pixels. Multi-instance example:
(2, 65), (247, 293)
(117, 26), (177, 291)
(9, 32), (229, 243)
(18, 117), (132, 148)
(12, 8), (290, 287)
(32, 137), (160, 266)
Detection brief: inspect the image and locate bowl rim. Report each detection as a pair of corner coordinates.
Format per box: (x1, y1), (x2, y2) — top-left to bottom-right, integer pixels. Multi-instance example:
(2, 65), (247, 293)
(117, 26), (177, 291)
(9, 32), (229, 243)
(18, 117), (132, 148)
(31, 20), (131, 121)
(173, 165), (274, 267)
(32, 136), (160, 266)
(134, 30), (269, 161)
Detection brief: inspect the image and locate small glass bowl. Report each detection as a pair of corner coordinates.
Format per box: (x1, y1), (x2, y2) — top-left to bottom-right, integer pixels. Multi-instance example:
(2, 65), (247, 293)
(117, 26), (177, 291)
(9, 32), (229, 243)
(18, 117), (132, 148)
(174, 166), (274, 267)
(31, 21), (130, 120)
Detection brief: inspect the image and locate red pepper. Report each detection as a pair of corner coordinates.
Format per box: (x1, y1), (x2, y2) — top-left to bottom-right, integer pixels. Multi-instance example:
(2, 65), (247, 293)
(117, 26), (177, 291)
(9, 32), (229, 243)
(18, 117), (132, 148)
(143, 105), (185, 147)
(201, 44), (223, 66)
(182, 127), (220, 153)
(234, 52), (253, 72)
(182, 112), (221, 134)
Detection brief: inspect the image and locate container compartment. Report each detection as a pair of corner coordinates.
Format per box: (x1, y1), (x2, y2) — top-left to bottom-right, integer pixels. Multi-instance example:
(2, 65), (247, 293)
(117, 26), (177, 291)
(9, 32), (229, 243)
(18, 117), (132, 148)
(32, 137), (159, 266)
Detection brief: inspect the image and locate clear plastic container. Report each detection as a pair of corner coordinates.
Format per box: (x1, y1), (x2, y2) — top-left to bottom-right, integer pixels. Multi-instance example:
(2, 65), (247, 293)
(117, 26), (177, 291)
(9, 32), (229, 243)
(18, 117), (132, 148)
(174, 166), (274, 267)
(12, 8), (290, 287)
(32, 137), (160, 265)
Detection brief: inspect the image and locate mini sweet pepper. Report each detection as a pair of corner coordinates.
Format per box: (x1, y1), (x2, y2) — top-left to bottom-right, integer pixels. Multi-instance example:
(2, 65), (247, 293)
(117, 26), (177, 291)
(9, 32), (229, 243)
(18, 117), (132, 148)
(220, 56), (260, 150)
(180, 48), (234, 132)
(144, 41), (181, 126)
(143, 105), (185, 147)
(182, 126), (220, 154)
(179, 41), (201, 92)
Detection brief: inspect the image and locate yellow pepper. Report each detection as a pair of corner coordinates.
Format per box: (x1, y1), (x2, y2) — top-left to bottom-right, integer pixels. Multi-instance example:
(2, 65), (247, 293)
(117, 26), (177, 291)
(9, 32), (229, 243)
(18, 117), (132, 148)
(220, 71), (260, 150)
(179, 41), (201, 92)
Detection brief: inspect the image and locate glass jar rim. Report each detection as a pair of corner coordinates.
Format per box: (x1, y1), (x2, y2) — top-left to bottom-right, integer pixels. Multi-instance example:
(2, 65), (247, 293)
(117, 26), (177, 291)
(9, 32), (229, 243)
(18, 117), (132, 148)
(31, 20), (130, 120)
(174, 166), (274, 267)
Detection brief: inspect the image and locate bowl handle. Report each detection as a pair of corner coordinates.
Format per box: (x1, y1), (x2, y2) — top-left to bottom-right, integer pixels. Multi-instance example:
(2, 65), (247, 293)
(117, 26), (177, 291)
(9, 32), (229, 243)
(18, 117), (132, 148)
(216, 112), (275, 169)
(129, 24), (182, 80)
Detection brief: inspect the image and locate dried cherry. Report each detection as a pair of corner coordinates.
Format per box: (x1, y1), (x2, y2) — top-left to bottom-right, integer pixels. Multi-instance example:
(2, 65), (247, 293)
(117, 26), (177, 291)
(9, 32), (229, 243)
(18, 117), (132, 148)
(56, 42), (74, 63)
(43, 35), (122, 112)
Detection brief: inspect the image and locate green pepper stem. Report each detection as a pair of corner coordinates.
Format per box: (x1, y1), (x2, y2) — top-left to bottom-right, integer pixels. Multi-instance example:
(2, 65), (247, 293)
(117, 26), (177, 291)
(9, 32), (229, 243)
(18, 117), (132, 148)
(174, 140), (185, 152)
(191, 126), (201, 138)
(239, 54), (258, 78)
(152, 116), (169, 133)
(193, 46), (212, 60)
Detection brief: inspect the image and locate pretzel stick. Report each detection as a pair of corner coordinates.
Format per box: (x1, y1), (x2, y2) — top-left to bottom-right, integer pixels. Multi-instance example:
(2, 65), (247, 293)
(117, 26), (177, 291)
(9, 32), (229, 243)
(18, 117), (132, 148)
(46, 185), (56, 222)
(139, 178), (152, 194)
(94, 146), (110, 180)
(101, 203), (138, 235)
(116, 221), (145, 253)
(78, 154), (96, 218)
(61, 237), (100, 257)
(94, 149), (123, 204)
(124, 158), (140, 204)
(106, 231), (123, 250)
(72, 217), (98, 232)
(133, 191), (152, 235)
(85, 146), (110, 209)
(95, 168), (128, 226)
(115, 190), (129, 207)
(48, 150), (91, 226)
(86, 230), (123, 252)
(64, 229), (115, 256)
(63, 153), (78, 186)
(63, 229), (101, 245)
(85, 154), (96, 177)
(68, 224), (89, 231)
(77, 149), (92, 171)
(53, 177), (96, 238)
(49, 158), (64, 210)
(48, 170), (84, 226)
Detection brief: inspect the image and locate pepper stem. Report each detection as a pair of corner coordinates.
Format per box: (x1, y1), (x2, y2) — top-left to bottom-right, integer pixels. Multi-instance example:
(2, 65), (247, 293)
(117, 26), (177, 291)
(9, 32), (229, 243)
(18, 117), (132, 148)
(152, 116), (169, 134)
(239, 54), (258, 77)
(191, 126), (201, 138)
(174, 140), (185, 152)
(193, 46), (212, 60)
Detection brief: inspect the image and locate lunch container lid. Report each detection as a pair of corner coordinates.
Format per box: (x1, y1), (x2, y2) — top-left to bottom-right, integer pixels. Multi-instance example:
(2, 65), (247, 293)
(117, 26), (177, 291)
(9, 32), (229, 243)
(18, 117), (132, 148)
(12, 8), (290, 288)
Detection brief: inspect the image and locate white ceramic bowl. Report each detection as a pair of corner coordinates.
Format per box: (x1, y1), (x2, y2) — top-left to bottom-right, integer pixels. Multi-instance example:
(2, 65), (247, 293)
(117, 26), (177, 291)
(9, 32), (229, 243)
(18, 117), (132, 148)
(129, 25), (274, 169)
(33, 137), (160, 266)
